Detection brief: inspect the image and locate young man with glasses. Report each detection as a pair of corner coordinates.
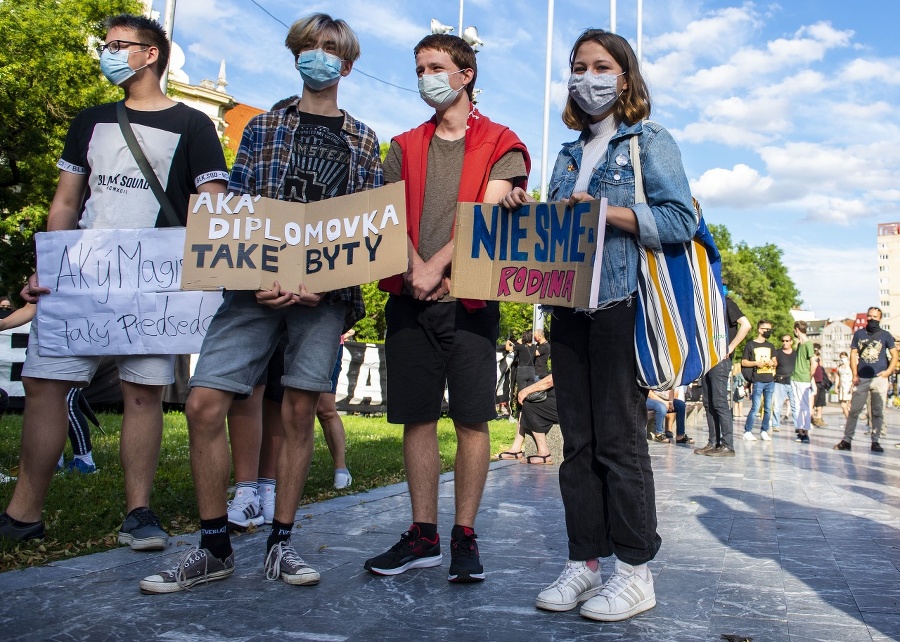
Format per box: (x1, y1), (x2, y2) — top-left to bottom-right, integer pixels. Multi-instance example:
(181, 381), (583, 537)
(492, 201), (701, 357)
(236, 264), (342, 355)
(773, 334), (797, 429)
(0, 14), (228, 545)
(740, 320), (777, 441)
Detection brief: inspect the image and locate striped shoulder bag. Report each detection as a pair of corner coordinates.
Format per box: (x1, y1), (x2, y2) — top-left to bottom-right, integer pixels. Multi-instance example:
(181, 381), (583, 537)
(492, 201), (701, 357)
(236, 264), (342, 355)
(631, 134), (728, 391)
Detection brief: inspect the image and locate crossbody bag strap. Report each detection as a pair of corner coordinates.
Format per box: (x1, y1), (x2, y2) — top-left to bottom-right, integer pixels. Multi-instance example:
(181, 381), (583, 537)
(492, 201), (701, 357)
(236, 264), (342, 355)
(116, 101), (182, 227)
(630, 134), (646, 205)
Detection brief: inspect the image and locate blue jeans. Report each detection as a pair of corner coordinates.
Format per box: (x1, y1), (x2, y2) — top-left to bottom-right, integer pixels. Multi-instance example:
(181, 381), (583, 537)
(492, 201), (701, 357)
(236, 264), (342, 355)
(744, 381), (774, 433)
(773, 381), (796, 423)
(646, 398), (686, 436)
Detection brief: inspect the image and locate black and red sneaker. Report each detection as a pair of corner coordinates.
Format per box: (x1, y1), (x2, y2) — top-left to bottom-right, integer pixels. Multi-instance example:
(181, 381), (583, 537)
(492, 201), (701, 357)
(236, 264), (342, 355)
(364, 525), (442, 576)
(448, 525), (485, 583)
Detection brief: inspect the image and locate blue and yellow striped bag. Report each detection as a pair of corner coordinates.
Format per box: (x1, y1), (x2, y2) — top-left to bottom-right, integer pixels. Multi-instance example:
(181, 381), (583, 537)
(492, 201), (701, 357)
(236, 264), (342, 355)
(630, 135), (728, 391)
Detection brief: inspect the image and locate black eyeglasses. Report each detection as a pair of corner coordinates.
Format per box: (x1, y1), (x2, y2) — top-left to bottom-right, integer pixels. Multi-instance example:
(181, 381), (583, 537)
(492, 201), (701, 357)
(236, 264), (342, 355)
(96, 40), (149, 55)
(782, 338), (792, 342)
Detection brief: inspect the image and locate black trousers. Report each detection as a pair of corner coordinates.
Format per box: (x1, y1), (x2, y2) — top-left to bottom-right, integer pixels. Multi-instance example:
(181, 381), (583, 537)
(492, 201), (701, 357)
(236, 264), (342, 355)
(701, 357), (733, 448)
(552, 302), (661, 565)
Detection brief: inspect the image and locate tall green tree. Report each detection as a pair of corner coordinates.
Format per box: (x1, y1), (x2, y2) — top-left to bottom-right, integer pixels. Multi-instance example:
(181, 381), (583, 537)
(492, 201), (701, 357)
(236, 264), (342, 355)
(0, 0), (141, 300)
(709, 223), (801, 344)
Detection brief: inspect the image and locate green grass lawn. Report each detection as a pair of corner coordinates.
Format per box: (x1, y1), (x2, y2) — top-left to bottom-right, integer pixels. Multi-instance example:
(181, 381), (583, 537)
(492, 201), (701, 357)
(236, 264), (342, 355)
(0, 410), (517, 572)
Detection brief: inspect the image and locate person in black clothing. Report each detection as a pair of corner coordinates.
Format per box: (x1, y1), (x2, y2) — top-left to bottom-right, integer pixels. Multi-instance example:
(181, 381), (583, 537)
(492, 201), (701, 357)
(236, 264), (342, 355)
(534, 329), (551, 380)
(772, 333), (797, 428)
(513, 330), (536, 406)
(697, 291), (750, 457)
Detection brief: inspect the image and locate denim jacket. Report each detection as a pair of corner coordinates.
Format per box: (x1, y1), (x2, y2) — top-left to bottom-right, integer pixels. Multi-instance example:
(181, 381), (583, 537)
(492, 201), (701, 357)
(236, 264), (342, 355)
(548, 119), (696, 307)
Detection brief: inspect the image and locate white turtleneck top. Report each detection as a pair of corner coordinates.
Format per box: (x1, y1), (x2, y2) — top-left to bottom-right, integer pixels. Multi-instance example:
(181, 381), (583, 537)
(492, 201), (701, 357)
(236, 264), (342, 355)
(573, 114), (618, 194)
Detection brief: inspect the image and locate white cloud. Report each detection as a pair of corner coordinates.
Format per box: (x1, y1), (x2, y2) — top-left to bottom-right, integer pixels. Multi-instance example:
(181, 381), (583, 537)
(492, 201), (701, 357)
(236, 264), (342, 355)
(676, 122), (768, 147)
(801, 196), (869, 225)
(838, 58), (900, 84)
(690, 164), (777, 207)
(830, 100), (893, 121)
(780, 242), (875, 318)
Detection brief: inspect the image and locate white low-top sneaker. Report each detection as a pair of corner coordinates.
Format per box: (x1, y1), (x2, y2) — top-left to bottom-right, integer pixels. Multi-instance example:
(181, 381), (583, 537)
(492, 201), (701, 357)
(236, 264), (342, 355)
(743, 431), (758, 441)
(536, 560), (603, 612)
(334, 469), (352, 490)
(227, 487), (264, 531)
(580, 560), (655, 622)
(760, 431), (771, 441)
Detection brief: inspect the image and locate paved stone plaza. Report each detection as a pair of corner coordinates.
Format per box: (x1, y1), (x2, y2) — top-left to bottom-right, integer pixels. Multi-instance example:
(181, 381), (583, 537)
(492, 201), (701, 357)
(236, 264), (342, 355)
(1, 404), (899, 641)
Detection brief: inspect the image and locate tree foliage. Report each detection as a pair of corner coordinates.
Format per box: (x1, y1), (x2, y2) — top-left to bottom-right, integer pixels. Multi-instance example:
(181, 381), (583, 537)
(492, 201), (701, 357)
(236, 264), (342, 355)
(0, 0), (142, 300)
(709, 223), (801, 345)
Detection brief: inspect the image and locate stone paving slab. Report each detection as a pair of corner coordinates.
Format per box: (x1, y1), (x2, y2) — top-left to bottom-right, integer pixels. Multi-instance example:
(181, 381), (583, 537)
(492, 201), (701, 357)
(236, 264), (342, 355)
(2, 405), (900, 640)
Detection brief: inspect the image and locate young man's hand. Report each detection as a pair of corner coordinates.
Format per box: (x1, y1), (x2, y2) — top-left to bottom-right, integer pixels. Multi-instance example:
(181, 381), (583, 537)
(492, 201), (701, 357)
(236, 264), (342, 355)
(20, 273), (50, 304)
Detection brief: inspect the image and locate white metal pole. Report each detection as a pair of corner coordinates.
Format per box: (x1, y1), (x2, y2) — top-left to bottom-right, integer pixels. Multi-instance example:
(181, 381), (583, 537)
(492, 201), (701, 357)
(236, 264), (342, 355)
(459, 0), (464, 35)
(161, 0), (176, 93)
(535, 0), (554, 333)
(539, 0), (554, 203)
(610, 0), (616, 33)
(637, 0), (643, 62)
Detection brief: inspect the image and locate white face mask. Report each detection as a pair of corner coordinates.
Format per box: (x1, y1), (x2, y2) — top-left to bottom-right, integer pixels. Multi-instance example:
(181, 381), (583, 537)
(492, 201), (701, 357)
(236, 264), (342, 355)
(418, 70), (466, 110)
(567, 70), (624, 116)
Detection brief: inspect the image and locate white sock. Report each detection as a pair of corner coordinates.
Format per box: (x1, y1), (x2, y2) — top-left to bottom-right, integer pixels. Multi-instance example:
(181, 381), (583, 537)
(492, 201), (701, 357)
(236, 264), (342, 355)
(74, 452), (94, 467)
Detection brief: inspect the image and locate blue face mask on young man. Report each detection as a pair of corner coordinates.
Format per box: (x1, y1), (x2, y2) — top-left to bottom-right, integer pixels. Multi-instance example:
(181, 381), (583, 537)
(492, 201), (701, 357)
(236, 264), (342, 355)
(417, 70), (466, 110)
(100, 48), (148, 86)
(296, 49), (344, 91)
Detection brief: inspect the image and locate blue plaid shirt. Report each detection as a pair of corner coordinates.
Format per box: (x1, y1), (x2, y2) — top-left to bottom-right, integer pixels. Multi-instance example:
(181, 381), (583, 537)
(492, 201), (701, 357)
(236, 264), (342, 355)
(228, 100), (384, 330)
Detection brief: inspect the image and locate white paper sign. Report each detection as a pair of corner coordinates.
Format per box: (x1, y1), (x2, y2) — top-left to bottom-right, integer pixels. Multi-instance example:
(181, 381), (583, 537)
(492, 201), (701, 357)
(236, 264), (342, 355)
(34, 228), (223, 356)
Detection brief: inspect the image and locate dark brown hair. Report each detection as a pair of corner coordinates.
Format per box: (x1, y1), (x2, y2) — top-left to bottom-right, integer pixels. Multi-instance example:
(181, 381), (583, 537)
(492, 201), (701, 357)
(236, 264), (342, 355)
(105, 14), (170, 75)
(414, 34), (477, 100)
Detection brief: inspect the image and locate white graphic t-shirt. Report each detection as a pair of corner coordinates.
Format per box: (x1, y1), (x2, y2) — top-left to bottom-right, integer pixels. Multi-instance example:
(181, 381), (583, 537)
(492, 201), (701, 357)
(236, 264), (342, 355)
(57, 102), (228, 229)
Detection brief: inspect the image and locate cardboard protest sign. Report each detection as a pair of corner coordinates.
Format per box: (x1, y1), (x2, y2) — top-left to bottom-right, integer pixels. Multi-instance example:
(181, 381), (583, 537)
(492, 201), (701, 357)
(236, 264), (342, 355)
(181, 182), (408, 293)
(34, 228), (224, 356)
(451, 199), (607, 308)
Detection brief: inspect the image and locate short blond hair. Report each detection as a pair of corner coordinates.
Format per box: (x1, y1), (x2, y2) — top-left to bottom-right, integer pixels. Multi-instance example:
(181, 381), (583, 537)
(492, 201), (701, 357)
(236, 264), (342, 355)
(285, 13), (360, 62)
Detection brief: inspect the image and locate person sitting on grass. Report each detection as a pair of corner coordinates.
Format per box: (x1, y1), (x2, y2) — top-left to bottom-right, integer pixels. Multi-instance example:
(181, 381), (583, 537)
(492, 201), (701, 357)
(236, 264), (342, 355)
(496, 374), (556, 464)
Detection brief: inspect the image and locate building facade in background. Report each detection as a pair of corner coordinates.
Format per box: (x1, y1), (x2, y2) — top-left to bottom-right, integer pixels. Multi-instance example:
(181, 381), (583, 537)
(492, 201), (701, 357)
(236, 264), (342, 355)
(877, 222), (900, 333)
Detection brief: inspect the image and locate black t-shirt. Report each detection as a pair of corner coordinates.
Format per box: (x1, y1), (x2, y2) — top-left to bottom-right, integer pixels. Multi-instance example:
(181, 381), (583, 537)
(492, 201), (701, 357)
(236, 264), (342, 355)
(852, 328), (896, 379)
(535, 341), (551, 378)
(283, 112), (350, 203)
(725, 297), (745, 355)
(774, 349), (797, 382)
(58, 102), (228, 228)
(742, 340), (776, 383)
(514, 342), (535, 371)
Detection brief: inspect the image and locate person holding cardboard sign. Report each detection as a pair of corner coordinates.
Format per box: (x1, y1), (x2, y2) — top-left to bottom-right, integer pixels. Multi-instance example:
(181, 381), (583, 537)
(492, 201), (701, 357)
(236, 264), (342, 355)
(141, 13), (382, 594)
(501, 30), (695, 621)
(367, 34), (530, 584)
(1, 14), (228, 547)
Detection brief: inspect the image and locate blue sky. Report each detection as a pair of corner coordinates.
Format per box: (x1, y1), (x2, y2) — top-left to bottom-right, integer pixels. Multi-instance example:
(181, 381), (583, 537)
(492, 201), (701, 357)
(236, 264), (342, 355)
(150, 0), (900, 320)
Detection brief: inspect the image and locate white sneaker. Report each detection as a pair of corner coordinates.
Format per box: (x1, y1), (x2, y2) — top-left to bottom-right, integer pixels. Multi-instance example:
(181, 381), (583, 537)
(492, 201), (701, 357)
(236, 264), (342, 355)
(760, 431), (771, 441)
(334, 469), (352, 490)
(536, 560), (603, 611)
(580, 560), (656, 621)
(743, 431), (757, 441)
(227, 487), (264, 531)
(259, 485), (275, 525)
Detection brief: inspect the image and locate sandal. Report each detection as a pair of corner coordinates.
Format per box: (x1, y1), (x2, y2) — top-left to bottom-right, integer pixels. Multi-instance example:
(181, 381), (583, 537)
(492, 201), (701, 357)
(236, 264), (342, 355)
(676, 435), (695, 444)
(525, 454), (553, 465)
(496, 450), (524, 460)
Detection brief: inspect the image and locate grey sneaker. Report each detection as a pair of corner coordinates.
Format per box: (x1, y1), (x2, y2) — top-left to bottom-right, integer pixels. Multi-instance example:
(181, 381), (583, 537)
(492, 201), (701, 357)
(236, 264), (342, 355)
(264, 540), (320, 585)
(118, 507), (169, 551)
(140, 547), (234, 594)
(0, 512), (44, 541)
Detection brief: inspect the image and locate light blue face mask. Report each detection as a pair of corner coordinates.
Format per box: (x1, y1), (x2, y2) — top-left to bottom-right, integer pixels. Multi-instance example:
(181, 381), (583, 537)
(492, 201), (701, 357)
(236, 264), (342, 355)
(296, 49), (344, 91)
(417, 70), (466, 110)
(100, 48), (146, 86)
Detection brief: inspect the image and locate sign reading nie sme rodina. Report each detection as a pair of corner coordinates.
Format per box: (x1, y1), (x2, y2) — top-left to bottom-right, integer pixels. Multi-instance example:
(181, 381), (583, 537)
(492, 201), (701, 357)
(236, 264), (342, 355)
(451, 198), (608, 308)
(34, 228), (224, 356)
(181, 182), (408, 294)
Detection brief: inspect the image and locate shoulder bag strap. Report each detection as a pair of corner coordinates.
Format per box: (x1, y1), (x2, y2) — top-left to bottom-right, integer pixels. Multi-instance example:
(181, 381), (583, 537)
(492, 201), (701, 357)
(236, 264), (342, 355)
(630, 134), (646, 205)
(116, 101), (182, 227)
